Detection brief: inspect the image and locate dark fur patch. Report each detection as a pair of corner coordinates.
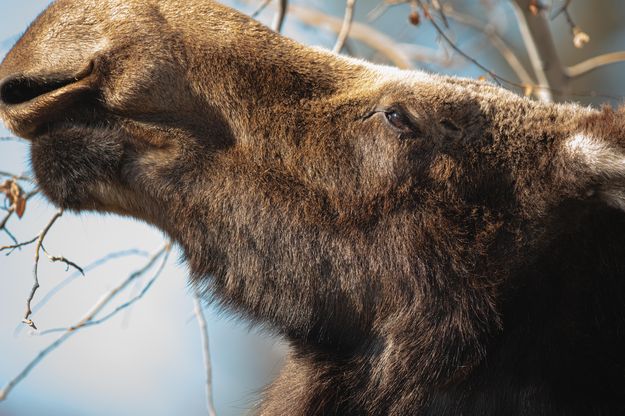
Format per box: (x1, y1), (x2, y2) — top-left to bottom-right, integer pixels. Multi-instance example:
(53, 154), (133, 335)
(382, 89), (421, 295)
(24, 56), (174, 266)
(2, 1), (625, 414)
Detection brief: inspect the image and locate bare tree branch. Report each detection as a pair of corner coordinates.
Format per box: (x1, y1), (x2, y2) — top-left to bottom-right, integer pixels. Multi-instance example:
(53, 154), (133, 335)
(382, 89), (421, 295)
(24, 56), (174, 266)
(416, 0), (507, 86)
(0, 136), (26, 143)
(367, 0), (406, 22)
(0, 243), (171, 401)
(193, 292), (217, 416)
(444, 8), (536, 86)
(14, 249), (151, 336)
(0, 171), (32, 182)
(247, 0), (415, 67)
(3, 227), (18, 245)
(509, 0), (569, 101)
(333, 0), (357, 54)
(551, 0), (571, 20)
(289, 4), (413, 68)
(40, 244), (84, 274)
(40, 244), (171, 335)
(0, 236), (38, 253)
(251, 0), (272, 18)
(0, 188), (39, 248)
(23, 209), (66, 329)
(396, 42), (462, 67)
(567, 51), (625, 78)
(272, 0), (288, 33)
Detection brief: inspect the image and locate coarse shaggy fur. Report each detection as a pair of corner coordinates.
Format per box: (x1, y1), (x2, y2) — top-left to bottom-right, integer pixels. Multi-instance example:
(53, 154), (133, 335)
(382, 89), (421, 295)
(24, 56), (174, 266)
(1, 1), (625, 414)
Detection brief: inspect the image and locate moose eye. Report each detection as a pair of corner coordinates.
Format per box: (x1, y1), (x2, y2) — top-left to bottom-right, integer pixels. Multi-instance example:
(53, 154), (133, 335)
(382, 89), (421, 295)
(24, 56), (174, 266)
(384, 110), (412, 131)
(384, 109), (414, 133)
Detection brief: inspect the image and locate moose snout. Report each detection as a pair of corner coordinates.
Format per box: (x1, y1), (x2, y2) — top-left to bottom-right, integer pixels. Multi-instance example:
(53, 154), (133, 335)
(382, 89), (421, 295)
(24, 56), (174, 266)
(0, 75), (78, 106)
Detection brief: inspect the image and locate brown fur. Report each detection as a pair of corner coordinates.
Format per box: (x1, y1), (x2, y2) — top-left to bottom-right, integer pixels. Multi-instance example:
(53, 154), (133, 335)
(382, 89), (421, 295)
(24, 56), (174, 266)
(1, 1), (625, 414)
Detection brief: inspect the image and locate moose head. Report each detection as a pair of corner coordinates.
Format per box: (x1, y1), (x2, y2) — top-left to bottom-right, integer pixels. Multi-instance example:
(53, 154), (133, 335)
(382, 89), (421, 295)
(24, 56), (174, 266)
(2, 0), (625, 414)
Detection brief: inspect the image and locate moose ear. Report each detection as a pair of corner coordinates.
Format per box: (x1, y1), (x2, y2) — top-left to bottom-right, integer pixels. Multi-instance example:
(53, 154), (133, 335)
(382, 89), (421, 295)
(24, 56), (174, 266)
(564, 132), (625, 210)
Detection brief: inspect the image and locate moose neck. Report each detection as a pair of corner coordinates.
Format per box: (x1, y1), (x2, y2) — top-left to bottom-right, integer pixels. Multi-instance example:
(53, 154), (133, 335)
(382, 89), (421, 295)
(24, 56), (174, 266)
(168, 149), (419, 343)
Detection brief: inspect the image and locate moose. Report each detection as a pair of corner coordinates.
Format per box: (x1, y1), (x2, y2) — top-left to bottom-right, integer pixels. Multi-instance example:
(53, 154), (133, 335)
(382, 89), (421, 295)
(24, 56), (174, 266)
(2, 0), (625, 414)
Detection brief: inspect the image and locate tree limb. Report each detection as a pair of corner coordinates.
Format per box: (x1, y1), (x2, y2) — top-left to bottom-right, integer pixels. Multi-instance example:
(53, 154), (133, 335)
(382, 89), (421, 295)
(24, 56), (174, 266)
(0, 171), (32, 182)
(444, 8), (535, 86)
(14, 249), (150, 337)
(289, 4), (413, 68)
(0, 136), (26, 143)
(333, 0), (357, 54)
(39, 245), (171, 335)
(0, 243), (171, 401)
(567, 51), (625, 78)
(23, 209), (66, 329)
(193, 293), (217, 416)
(251, 0), (272, 18)
(509, 0), (569, 101)
(272, 0), (288, 32)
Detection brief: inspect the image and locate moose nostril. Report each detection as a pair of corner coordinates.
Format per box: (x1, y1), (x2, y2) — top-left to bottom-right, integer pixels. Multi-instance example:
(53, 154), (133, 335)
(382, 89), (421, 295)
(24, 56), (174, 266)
(0, 75), (76, 106)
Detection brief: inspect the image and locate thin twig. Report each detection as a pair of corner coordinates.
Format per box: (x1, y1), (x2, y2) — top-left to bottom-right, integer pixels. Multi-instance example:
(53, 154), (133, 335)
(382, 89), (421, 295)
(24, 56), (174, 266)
(416, 0), (505, 86)
(0, 190), (41, 251)
(272, 0), (288, 32)
(509, 0), (569, 101)
(550, 0), (571, 20)
(368, 0), (407, 22)
(0, 328), (73, 401)
(0, 171), (32, 182)
(3, 227), (18, 245)
(0, 236), (38, 253)
(0, 209), (16, 234)
(251, 0), (272, 18)
(567, 52), (625, 78)
(41, 244), (84, 275)
(14, 249), (151, 336)
(0, 243), (171, 401)
(0, 189), (39, 237)
(193, 292), (217, 416)
(443, 9), (535, 86)
(289, 4), (413, 68)
(0, 136), (26, 143)
(432, 0), (449, 28)
(23, 209), (65, 329)
(396, 42), (461, 67)
(333, 0), (357, 54)
(248, 0), (619, 100)
(39, 246), (171, 334)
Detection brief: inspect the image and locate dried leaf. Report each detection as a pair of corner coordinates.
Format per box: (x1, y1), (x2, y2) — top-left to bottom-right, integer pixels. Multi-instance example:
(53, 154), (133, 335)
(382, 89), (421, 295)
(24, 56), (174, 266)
(409, 11), (420, 25)
(523, 84), (534, 97)
(572, 27), (590, 49)
(529, 4), (538, 15)
(0, 180), (10, 195)
(10, 181), (20, 200)
(15, 195), (26, 218)
(529, 0), (541, 16)
(0, 179), (27, 218)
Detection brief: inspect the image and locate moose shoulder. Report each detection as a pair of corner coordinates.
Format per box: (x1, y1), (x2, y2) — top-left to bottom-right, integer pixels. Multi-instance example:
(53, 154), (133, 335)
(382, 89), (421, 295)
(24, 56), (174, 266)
(2, 0), (625, 414)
